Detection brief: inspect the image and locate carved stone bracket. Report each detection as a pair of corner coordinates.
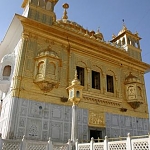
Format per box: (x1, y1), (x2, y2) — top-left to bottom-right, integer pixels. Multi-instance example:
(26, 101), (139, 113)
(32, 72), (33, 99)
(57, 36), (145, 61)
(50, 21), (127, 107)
(120, 107), (127, 112)
(35, 81), (59, 92)
(128, 101), (143, 109)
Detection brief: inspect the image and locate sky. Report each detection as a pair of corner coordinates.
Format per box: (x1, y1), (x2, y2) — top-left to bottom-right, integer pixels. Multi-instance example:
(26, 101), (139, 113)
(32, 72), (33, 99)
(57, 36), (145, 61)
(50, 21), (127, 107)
(0, 0), (150, 111)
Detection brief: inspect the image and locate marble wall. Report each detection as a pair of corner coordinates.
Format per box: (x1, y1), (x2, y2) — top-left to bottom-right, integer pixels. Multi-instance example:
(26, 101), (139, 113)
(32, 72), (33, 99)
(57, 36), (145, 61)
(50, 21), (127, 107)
(13, 98), (88, 142)
(105, 113), (149, 138)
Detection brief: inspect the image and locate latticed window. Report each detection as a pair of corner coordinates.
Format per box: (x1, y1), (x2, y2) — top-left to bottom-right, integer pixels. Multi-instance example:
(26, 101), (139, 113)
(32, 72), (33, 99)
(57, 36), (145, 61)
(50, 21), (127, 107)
(3, 65), (11, 80)
(107, 75), (114, 93)
(76, 66), (84, 86)
(92, 71), (100, 90)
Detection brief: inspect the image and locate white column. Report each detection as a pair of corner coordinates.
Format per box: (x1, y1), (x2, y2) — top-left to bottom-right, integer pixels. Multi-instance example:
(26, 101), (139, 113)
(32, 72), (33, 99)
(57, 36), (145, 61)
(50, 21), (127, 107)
(0, 134), (2, 150)
(126, 133), (131, 150)
(75, 139), (78, 150)
(90, 137), (94, 150)
(71, 103), (78, 143)
(104, 136), (108, 150)
(47, 137), (53, 150)
(20, 135), (26, 150)
(68, 139), (72, 150)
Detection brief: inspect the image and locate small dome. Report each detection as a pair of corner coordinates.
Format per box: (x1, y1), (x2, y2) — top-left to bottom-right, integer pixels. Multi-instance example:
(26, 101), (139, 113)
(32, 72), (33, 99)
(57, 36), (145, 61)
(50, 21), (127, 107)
(71, 78), (80, 85)
(94, 29), (104, 41)
(125, 72), (140, 83)
(71, 71), (81, 85)
(56, 19), (83, 29)
(38, 46), (59, 58)
(1, 53), (15, 63)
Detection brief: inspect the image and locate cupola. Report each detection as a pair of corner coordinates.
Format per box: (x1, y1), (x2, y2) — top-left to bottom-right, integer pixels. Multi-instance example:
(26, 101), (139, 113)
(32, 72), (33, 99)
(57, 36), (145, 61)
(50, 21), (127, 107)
(94, 29), (104, 41)
(110, 24), (142, 61)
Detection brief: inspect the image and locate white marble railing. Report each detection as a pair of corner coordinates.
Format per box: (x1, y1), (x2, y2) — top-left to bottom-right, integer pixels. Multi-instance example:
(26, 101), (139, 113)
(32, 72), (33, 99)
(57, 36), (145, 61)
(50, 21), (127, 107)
(77, 133), (150, 150)
(0, 134), (150, 150)
(0, 136), (71, 150)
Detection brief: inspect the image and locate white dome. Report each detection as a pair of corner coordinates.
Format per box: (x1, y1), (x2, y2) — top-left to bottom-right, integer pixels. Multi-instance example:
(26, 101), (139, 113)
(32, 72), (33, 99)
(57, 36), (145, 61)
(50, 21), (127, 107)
(1, 53), (15, 63)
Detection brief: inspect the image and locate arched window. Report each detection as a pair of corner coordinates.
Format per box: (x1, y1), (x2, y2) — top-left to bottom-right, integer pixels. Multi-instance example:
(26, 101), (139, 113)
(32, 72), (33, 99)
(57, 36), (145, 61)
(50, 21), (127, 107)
(122, 37), (125, 45)
(106, 75), (114, 93)
(106, 70), (115, 93)
(76, 66), (84, 86)
(36, 62), (44, 78)
(118, 40), (121, 46)
(3, 65), (11, 80)
(127, 38), (130, 45)
(137, 86), (142, 98)
(92, 70), (100, 90)
(136, 42), (140, 49)
(76, 91), (80, 98)
(49, 62), (55, 75)
(131, 40), (135, 46)
(38, 62), (44, 75)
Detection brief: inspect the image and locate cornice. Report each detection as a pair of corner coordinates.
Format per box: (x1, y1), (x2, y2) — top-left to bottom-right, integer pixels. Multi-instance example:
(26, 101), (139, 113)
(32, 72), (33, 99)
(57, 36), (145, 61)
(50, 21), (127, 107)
(83, 94), (121, 107)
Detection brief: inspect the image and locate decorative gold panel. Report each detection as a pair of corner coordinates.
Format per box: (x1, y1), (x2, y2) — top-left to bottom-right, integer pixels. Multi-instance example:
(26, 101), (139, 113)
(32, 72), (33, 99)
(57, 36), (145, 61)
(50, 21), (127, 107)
(89, 111), (105, 127)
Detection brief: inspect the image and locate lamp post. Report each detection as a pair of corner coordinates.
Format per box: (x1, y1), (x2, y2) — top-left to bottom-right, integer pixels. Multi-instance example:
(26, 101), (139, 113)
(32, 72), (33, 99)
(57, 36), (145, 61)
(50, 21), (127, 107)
(66, 71), (83, 143)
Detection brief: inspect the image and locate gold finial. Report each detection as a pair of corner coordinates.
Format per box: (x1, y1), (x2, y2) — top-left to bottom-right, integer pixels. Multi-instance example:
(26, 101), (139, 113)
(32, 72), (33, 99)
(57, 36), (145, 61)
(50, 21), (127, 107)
(62, 3), (69, 20)
(135, 31), (139, 36)
(122, 19), (127, 31)
(97, 27), (100, 33)
(112, 34), (116, 39)
(84, 30), (90, 37)
(71, 70), (80, 85)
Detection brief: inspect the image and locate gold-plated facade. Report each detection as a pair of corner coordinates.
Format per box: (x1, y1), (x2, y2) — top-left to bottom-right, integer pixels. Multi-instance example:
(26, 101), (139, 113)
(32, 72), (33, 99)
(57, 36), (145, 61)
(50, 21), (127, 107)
(11, 0), (150, 129)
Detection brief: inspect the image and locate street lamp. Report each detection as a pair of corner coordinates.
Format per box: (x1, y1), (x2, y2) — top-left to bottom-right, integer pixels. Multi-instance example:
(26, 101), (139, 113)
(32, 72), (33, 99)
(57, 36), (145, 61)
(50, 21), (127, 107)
(66, 70), (83, 143)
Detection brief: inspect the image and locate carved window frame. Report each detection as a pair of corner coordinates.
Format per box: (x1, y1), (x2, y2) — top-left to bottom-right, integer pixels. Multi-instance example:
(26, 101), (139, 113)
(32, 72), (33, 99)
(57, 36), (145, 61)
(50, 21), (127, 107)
(92, 70), (100, 90)
(106, 75), (114, 93)
(76, 66), (84, 86)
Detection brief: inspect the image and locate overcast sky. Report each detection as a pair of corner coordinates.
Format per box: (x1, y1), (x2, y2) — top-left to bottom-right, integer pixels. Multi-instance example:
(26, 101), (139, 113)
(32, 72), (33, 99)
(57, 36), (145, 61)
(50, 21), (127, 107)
(0, 0), (150, 112)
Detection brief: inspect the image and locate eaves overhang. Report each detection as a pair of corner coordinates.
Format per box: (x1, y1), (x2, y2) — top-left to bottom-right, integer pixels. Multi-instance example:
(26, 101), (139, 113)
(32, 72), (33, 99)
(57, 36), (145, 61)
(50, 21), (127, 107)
(0, 14), (23, 60)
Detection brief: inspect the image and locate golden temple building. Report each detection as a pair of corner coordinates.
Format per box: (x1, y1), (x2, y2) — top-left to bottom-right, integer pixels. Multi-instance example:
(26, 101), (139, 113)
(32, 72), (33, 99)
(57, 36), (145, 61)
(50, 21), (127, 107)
(0, 0), (150, 142)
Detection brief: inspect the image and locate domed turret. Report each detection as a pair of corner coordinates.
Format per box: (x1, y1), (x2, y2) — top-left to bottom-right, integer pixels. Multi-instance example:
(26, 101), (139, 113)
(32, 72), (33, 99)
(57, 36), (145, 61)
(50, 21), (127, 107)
(110, 23), (142, 61)
(94, 28), (104, 41)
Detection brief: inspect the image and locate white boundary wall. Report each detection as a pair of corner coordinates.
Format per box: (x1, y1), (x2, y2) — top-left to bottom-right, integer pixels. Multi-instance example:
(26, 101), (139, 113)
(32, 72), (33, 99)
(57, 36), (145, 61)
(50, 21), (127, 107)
(0, 133), (150, 150)
(77, 133), (150, 150)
